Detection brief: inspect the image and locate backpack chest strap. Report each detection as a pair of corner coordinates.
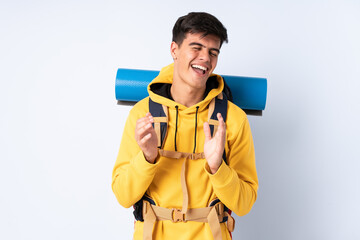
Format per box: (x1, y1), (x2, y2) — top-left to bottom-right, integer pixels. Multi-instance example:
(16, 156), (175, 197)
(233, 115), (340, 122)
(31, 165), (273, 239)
(158, 149), (205, 160)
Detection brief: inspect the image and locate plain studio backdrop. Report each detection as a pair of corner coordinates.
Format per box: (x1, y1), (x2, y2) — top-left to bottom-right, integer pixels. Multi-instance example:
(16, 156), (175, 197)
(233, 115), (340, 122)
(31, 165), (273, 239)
(1, 0), (359, 239)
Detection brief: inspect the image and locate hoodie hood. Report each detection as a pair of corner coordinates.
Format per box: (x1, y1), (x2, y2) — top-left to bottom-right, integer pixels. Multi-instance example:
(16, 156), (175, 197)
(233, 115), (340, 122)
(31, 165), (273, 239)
(147, 63), (224, 113)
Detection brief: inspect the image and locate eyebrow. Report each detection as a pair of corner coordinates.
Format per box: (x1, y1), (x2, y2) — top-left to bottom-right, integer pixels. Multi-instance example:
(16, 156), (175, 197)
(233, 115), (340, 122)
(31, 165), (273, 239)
(189, 42), (220, 54)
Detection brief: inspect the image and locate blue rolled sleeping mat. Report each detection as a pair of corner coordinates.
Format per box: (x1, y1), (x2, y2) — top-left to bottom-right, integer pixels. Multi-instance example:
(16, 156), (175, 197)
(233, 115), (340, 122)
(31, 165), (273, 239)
(115, 68), (267, 116)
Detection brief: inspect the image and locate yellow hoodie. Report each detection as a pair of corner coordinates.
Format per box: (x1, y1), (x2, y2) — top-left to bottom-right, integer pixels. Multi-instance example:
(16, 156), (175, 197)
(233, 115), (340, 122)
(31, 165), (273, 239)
(112, 64), (258, 240)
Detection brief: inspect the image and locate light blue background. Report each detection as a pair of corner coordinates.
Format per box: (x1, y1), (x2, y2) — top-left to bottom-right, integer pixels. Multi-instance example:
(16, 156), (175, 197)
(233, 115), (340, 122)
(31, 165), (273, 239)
(1, 0), (359, 239)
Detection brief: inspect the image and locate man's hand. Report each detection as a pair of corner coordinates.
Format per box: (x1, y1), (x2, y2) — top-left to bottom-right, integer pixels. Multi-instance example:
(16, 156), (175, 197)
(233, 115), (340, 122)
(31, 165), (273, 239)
(135, 112), (158, 163)
(203, 113), (226, 174)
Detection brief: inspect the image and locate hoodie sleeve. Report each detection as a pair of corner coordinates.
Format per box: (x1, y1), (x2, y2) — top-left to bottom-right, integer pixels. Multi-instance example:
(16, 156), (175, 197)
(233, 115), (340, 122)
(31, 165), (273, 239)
(205, 109), (258, 216)
(111, 99), (159, 208)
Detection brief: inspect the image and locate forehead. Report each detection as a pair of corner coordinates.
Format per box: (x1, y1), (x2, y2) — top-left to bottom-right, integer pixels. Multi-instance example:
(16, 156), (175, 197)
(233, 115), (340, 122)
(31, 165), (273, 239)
(182, 32), (221, 48)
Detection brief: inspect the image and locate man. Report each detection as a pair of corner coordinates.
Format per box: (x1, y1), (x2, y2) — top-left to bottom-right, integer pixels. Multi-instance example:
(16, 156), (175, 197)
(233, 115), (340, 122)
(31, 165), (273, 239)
(112, 12), (258, 240)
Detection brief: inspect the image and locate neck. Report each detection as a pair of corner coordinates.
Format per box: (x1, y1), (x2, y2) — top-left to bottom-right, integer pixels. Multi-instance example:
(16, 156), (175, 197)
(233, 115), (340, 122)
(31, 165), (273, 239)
(170, 81), (205, 107)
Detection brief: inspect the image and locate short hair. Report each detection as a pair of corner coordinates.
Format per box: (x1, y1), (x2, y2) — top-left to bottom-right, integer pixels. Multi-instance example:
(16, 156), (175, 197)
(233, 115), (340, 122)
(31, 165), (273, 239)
(172, 12), (228, 48)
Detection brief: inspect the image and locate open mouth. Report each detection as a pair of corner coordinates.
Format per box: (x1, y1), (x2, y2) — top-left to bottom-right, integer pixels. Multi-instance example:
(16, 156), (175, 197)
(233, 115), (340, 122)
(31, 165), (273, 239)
(191, 64), (208, 75)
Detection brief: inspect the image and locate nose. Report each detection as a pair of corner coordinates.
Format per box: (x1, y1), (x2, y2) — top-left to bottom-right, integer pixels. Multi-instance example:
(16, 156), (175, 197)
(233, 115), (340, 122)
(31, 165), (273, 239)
(198, 49), (210, 63)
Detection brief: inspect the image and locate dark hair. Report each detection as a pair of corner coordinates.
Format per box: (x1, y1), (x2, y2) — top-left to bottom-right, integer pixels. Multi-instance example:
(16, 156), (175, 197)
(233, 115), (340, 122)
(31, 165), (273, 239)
(172, 12), (228, 47)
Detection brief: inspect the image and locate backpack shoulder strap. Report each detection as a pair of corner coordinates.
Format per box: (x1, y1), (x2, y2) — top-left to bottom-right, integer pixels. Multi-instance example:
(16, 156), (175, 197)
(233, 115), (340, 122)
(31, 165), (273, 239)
(148, 97), (168, 149)
(207, 92), (228, 164)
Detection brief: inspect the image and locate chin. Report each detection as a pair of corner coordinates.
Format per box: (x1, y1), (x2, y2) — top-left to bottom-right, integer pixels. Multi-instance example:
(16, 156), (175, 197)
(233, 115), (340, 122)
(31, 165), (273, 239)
(190, 79), (207, 89)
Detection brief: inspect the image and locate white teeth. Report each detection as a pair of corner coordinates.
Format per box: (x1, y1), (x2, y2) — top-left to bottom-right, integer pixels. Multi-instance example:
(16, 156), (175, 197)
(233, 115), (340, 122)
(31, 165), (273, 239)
(191, 64), (207, 71)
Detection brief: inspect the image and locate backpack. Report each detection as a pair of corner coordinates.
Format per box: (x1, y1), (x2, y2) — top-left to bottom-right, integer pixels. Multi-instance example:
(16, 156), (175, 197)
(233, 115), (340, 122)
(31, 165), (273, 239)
(133, 81), (233, 222)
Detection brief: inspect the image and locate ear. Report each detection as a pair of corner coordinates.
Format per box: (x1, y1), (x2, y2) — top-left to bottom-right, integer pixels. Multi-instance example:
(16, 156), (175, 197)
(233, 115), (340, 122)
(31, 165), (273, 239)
(170, 41), (179, 60)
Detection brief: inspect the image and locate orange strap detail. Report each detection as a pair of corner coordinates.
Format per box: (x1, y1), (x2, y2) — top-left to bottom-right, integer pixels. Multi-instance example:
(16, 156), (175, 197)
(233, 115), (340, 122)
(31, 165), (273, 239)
(208, 98), (216, 121)
(181, 158), (188, 214)
(225, 211), (235, 232)
(152, 117), (167, 123)
(154, 122), (161, 147)
(208, 98), (220, 137)
(162, 105), (168, 117)
(158, 149), (205, 160)
(208, 119), (219, 137)
(207, 206), (222, 240)
(152, 117), (167, 148)
(143, 201), (156, 240)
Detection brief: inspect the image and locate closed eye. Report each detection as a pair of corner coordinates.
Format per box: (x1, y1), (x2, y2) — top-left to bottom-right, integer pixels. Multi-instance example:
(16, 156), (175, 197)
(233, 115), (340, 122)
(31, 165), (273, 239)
(210, 51), (218, 57)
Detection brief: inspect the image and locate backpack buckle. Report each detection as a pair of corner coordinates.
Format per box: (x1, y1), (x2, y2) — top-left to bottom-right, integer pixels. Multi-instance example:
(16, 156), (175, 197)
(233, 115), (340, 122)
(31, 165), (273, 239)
(171, 209), (186, 223)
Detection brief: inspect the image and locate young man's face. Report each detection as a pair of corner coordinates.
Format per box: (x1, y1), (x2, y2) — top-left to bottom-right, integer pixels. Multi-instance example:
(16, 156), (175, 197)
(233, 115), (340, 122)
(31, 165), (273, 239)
(171, 32), (221, 90)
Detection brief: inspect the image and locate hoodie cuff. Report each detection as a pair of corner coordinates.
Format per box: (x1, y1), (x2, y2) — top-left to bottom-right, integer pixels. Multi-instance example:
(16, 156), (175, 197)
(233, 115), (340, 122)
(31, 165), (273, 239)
(132, 151), (159, 176)
(205, 160), (233, 187)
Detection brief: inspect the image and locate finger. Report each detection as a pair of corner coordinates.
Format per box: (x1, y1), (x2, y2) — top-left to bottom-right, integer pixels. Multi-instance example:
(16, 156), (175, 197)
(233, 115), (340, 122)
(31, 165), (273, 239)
(148, 114), (154, 123)
(137, 112), (155, 130)
(136, 116), (150, 129)
(145, 112), (155, 123)
(203, 122), (211, 141)
(140, 132), (152, 145)
(136, 120), (149, 131)
(216, 113), (224, 122)
(136, 121), (151, 138)
(217, 113), (225, 130)
(138, 112), (152, 123)
(136, 123), (153, 139)
(215, 113), (226, 137)
(218, 123), (226, 139)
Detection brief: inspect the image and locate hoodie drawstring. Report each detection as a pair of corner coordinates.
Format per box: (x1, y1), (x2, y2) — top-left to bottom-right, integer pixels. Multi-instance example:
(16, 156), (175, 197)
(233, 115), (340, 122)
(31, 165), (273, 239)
(193, 106), (199, 153)
(174, 105), (179, 151)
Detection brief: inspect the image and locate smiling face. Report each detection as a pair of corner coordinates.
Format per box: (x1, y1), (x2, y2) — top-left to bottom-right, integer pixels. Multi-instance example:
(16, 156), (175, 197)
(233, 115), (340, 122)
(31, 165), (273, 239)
(171, 32), (221, 91)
